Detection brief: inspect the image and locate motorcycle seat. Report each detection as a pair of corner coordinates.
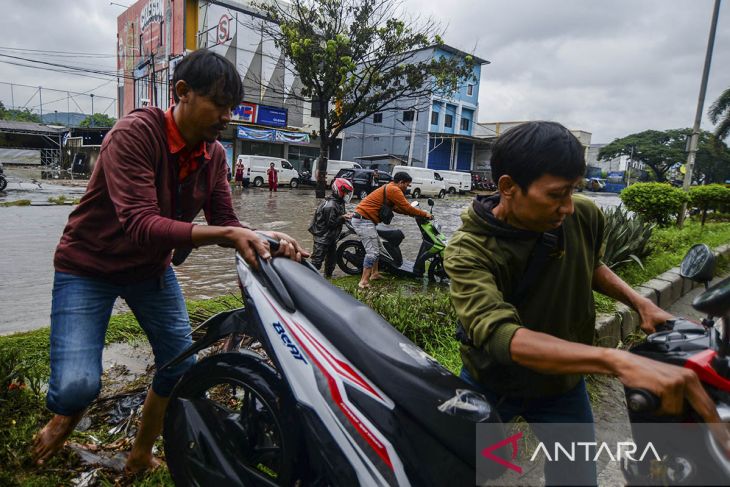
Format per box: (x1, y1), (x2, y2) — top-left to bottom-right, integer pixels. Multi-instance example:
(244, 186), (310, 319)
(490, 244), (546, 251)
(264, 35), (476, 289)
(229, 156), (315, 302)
(375, 224), (404, 245)
(270, 257), (501, 463)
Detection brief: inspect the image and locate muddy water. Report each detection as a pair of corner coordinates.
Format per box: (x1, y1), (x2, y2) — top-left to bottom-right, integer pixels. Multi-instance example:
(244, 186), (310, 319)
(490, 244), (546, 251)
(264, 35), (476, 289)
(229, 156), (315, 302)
(0, 173), (620, 334)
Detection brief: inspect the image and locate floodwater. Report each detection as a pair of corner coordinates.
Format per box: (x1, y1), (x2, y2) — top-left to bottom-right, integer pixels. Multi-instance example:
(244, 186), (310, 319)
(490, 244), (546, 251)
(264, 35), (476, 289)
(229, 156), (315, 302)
(0, 166), (621, 334)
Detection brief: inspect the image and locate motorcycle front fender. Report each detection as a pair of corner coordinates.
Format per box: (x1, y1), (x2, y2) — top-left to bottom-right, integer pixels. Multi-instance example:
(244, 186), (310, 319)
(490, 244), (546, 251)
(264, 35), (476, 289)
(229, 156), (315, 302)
(160, 308), (250, 372)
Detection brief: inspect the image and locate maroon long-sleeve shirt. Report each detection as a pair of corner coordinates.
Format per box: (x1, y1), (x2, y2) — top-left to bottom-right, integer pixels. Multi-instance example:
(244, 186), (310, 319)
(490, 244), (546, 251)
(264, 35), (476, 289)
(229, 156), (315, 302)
(54, 107), (243, 284)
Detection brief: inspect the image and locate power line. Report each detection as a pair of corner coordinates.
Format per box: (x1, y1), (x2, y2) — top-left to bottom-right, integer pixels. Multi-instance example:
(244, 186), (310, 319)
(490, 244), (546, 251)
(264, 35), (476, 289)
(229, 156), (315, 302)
(0, 46), (116, 57)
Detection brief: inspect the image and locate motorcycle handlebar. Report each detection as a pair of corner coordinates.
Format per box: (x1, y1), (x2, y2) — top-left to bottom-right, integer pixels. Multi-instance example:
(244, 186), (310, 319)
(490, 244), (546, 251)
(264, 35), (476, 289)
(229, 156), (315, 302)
(626, 388), (661, 413)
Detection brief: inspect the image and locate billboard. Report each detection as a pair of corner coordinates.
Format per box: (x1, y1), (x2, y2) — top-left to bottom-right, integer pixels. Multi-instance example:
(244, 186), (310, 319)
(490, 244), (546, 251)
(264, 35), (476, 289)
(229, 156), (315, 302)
(257, 105), (288, 128)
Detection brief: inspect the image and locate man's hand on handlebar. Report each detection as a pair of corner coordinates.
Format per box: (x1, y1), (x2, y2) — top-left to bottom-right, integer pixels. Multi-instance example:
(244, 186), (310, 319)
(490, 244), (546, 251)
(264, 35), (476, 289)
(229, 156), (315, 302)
(258, 230), (310, 263)
(636, 298), (674, 334)
(615, 350), (730, 454)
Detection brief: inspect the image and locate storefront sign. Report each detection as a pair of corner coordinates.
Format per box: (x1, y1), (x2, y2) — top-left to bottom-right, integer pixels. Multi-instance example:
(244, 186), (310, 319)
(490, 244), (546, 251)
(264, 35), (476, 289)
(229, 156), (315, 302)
(232, 103), (258, 124)
(275, 131), (309, 144)
(257, 105), (288, 128)
(237, 126), (274, 141)
(236, 126), (310, 145)
(140, 0), (164, 30)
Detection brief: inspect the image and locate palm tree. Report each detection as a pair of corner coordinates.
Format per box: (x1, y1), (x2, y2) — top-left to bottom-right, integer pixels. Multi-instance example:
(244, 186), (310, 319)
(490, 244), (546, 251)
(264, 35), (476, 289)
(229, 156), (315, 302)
(708, 87), (730, 141)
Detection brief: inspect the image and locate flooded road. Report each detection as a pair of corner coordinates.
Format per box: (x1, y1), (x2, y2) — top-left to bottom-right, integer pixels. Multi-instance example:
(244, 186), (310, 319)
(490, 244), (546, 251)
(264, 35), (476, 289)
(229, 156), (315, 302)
(0, 168), (620, 334)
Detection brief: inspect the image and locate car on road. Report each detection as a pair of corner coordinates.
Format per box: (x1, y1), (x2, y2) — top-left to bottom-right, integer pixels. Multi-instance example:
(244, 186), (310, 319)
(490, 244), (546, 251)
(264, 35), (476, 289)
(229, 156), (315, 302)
(334, 168), (392, 199)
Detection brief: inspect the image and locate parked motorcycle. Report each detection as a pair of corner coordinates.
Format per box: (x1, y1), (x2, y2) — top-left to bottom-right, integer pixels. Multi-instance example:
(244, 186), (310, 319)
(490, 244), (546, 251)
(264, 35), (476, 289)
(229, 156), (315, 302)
(0, 162), (7, 191)
(335, 198), (449, 283)
(160, 235), (507, 486)
(622, 243), (730, 485)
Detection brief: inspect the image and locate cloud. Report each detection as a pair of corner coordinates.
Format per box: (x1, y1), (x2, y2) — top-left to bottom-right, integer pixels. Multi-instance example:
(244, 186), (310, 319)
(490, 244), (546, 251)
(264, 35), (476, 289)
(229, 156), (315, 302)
(404, 0), (730, 142)
(0, 0), (728, 142)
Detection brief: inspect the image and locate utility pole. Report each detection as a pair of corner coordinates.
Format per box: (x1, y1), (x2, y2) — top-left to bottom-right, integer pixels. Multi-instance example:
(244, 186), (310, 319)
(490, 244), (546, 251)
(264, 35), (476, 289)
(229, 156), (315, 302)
(678, 0), (721, 226)
(407, 109), (417, 165)
(90, 94), (95, 127)
(39, 86), (43, 120)
(626, 144), (635, 187)
(10, 83), (14, 109)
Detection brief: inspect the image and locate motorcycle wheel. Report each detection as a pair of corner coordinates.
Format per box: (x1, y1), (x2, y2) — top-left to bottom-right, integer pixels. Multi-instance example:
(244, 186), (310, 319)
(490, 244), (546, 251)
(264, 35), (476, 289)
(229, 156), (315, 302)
(336, 240), (365, 275)
(427, 256), (449, 284)
(164, 352), (300, 487)
(0, 176), (6, 191)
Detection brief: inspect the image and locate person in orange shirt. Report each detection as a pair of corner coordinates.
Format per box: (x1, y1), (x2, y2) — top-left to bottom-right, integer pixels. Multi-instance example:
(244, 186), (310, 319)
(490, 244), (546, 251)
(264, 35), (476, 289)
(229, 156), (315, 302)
(352, 171), (432, 288)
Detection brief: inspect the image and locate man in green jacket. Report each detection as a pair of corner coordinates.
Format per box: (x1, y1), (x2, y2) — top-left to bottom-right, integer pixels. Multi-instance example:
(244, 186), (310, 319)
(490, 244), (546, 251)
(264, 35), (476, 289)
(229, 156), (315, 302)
(444, 121), (728, 485)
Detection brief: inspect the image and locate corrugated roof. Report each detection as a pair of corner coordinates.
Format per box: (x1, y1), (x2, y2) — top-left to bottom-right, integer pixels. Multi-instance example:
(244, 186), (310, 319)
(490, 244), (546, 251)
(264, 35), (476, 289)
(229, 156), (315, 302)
(0, 119), (68, 134)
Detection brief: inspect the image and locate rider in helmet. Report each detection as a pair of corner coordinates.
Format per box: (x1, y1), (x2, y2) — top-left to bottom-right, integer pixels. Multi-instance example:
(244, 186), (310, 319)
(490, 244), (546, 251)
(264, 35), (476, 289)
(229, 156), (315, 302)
(308, 178), (353, 277)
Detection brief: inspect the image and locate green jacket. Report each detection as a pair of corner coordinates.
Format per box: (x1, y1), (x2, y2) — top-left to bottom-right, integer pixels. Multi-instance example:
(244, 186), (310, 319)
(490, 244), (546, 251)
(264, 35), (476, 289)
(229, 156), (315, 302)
(444, 194), (605, 398)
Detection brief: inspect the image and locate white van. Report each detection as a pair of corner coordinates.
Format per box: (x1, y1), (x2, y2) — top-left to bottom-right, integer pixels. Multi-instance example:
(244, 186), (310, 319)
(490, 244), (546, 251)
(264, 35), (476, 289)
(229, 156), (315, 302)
(237, 155), (301, 188)
(311, 159), (361, 186)
(391, 165), (446, 199)
(438, 170), (472, 194)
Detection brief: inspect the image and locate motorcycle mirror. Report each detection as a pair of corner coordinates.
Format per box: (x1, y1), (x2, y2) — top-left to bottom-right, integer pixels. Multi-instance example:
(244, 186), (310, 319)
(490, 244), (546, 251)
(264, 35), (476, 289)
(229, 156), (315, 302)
(411, 200), (420, 207)
(692, 275), (730, 319)
(679, 244), (715, 283)
(427, 198), (434, 206)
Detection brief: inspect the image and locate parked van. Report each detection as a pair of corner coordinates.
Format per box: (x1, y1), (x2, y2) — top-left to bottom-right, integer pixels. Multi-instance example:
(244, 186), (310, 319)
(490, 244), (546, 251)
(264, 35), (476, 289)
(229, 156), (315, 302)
(438, 170), (472, 194)
(311, 159), (361, 186)
(236, 155), (301, 188)
(391, 165), (446, 199)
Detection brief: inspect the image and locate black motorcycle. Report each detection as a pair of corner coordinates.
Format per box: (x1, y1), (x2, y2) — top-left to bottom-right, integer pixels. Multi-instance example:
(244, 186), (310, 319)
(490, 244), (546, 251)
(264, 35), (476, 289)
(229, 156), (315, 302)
(623, 243), (730, 485)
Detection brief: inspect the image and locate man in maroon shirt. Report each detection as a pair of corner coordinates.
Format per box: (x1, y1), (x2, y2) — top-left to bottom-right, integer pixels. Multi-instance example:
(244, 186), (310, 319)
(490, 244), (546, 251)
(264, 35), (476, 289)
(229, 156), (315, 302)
(32, 50), (308, 473)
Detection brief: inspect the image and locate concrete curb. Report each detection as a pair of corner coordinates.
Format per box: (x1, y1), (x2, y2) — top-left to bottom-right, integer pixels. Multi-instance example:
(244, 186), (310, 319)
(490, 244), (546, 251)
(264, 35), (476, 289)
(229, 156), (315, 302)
(594, 243), (730, 348)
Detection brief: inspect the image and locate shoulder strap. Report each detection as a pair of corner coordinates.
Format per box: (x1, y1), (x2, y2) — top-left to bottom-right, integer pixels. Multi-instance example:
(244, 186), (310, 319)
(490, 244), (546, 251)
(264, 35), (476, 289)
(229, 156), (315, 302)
(510, 229), (560, 306)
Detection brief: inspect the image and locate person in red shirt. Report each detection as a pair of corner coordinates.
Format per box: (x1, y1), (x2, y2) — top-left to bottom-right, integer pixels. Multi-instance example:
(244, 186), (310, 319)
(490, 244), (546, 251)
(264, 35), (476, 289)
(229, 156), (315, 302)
(32, 50), (308, 474)
(267, 162), (278, 192)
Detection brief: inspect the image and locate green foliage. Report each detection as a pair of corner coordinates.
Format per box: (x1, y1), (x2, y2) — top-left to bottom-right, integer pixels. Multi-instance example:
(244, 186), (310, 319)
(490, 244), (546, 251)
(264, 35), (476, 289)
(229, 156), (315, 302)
(709, 86), (730, 141)
(255, 0), (475, 192)
(47, 195), (81, 205)
(0, 199), (32, 207)
(619, 182), (689, 226)
(598, 128), (730, 183)
(689, 184), (730, 225)
(0, 101), (42, 123)
(79, 113), (116, 128)
(601, 206), (654, 269)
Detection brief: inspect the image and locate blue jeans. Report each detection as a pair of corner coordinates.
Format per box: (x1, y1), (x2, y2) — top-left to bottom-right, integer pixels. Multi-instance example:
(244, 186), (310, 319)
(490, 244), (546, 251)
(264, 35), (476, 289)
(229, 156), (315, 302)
(461, 367), (597, 486)
(46, 267), (195, 416)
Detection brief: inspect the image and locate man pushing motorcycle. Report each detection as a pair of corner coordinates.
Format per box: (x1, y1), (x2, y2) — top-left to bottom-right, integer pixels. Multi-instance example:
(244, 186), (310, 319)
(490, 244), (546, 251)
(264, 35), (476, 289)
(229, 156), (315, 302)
(31, 50), (308, 474)
(444, 121), (730, 485)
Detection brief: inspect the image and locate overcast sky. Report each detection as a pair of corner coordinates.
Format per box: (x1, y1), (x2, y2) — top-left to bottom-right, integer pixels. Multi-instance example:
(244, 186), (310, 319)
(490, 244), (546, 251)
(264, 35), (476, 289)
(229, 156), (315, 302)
(0, 0), (727, 143)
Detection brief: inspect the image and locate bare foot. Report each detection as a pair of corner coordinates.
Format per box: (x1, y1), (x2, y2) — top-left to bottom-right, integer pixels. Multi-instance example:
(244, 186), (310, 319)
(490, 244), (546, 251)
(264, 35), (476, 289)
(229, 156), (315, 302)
(32, 412), (85, 465)
(358, 282), (370, 290)
(370, 273), (383, 280)
(125, 452), (162, 475)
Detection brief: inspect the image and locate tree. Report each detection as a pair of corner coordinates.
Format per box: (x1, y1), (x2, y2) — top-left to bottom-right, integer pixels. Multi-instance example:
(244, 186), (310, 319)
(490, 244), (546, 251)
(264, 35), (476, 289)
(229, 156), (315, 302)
(79, 113), (116, 128)
(0, 101), (42, 123)
(254, 0), (475, 197)
(709, 87), (730, 141)
(598, 128), (730, 183)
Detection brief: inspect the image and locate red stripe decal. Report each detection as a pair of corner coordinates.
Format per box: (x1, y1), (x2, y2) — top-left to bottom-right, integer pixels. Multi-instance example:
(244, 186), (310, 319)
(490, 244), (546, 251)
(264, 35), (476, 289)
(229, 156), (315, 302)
(261, 295), (394, 469)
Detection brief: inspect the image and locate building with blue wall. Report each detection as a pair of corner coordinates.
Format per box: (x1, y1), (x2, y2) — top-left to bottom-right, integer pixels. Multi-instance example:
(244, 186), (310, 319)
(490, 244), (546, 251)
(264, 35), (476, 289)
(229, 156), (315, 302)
(341, 45), (489, 172)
